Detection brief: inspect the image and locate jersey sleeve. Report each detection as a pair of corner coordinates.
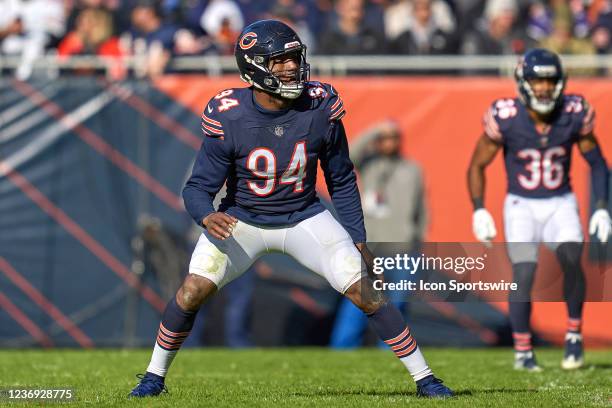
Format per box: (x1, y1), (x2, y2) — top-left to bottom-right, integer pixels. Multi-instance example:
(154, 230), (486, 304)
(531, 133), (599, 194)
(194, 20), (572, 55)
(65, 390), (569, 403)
(182, 96), (234, 226)
(200, 96), (226, 139)
(319, 120), (366, 243)
(576, 96), (595, 136)
(316, 83), (346, 122)
(482, 99), (516, 143)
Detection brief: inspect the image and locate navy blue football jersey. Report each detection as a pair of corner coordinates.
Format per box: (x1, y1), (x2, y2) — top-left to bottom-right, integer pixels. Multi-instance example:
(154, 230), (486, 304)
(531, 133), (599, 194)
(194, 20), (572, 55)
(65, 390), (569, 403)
(483, 95), (595, 198)
(183, 82), (366, 243)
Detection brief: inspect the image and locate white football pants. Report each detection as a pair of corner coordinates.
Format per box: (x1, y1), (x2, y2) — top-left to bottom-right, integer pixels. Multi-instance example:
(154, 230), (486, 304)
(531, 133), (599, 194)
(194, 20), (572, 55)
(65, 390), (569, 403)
(188, 210), (364, 293)
(503, 192), (583, 264)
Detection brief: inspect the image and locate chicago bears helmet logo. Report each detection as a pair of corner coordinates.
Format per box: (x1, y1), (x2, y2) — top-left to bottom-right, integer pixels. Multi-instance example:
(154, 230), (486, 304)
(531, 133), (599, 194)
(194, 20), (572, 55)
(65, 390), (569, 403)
(239, 32), (258, 50)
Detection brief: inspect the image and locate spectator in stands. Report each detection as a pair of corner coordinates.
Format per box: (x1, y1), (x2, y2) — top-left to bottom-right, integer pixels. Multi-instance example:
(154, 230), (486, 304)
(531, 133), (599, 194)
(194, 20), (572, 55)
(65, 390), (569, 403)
(0, 2), (23, 43)
(591, 2), (612, 54)
(526, 0), (591, 43)
(384, 0), (455, 42)
(362, 0), (387, 37)
(65, 0), (122, 34)
(539, 18), (595, 56)
(233, 0), (271, 23)
(539, 18), (596, 76)
(59, 8), (121, 58)
(58, 8), (126, 78)
(318, 0), (387, 54)
(461, 0), (529, 55)
(568, 0), (591, 39)
(199, 0), (244, 55)
(265, 0), (317, 53)
(526, 1), (554, 42)
(390, 0), (458, 54)
(129, 0), (179, 77)
(454, 0), (488, 38)
(301, 0), (334, 39)
(0, 0), (65, 80)
(350, 119), (428, 247)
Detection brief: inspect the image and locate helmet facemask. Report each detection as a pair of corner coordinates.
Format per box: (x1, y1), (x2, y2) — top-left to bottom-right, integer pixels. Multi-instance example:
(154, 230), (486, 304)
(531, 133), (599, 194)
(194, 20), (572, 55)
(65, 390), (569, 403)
(515, 57), (566, 115)
(240, 45), (310, 100)
(521, 76), (565, 115)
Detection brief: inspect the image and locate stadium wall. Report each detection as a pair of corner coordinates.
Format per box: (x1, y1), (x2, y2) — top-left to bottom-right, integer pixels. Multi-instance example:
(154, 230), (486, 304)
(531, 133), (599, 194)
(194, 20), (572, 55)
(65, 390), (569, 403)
(1, 76), (610, 348)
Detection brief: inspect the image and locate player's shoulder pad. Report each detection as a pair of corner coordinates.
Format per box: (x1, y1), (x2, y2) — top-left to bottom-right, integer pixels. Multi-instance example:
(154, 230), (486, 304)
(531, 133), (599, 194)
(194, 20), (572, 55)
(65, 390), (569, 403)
(562, 94), (592, 115)
(306, 81), (346, 121)
(482, 97), (517, 142)
(563, 94), (595, 136)
(201, 88), (246, 139)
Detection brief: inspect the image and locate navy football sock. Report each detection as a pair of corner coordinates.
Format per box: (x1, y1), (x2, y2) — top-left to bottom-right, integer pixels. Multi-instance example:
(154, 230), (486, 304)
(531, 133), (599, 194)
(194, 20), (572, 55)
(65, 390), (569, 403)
(509, 262), (537, 352)
(509, 301), (532, 333)
(147, 296), (197, 377)
(156, 296), (197, 350)
(556, 243), (585, 323)
(367, 302), (432, 381)
(508, 262), (536, 352)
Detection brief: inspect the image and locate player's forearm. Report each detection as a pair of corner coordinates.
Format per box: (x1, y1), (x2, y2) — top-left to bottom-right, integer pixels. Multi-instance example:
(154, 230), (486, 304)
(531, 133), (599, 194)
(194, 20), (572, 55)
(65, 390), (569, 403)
(182, 183), (216, 226)
(326, 173), (366, 243)
(467, 165), (486, 210)
(583, 145), (609, 208)
(323, 122), (366, 242)
(467, 135), (500, 210)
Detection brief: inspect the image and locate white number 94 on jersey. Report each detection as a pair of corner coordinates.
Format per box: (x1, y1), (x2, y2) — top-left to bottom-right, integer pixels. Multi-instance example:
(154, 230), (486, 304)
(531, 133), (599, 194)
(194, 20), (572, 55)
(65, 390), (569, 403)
(246, 141), (307, 196)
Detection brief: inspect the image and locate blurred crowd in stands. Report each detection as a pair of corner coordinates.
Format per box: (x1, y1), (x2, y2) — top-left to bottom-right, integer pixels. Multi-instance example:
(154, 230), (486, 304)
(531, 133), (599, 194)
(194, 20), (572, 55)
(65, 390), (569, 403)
(1, 0), (612, 78)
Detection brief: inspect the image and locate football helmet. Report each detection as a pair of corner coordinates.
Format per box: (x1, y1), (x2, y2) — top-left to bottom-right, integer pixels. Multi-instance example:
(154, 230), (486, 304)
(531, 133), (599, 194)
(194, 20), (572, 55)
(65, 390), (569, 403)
(234, 20), (310, 99)
(515, 48), (566, 115)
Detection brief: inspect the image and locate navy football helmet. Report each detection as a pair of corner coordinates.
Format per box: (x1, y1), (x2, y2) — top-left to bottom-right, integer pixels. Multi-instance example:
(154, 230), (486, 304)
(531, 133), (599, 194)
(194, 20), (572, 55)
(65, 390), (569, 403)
(515, 48), (566, 115)
(234, 20), (310, 99)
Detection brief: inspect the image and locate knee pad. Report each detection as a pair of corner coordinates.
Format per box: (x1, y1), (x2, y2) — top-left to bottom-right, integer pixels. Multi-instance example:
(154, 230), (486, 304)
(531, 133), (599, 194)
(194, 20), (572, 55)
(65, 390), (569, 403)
(556, 242), (583, 268)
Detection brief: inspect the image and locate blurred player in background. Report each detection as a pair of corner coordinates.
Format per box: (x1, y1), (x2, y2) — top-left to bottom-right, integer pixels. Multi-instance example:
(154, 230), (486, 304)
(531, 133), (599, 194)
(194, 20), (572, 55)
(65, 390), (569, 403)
(467, 48), (611, 371)
(130, 19), (453, 398)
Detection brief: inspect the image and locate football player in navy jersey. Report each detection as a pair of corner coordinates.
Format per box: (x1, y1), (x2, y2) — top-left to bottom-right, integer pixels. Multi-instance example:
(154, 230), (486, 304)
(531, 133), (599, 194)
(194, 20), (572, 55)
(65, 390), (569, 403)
(467, 49), (611, 371)
(130, 20), (453, 398)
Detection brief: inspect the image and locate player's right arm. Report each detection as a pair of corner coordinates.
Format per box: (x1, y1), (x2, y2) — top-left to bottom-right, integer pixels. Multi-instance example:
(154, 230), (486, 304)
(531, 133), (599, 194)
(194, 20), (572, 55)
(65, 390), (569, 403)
(572, 97), (611, 242)
(467, 134), (500, 244)
(182, 97), (237, 240)
(467, 102), (504, 243)
(467, 134), (501, 210)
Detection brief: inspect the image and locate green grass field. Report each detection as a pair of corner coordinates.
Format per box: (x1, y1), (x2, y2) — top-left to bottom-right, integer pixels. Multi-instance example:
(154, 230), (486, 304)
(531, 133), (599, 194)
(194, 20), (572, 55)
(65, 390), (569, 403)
(0, 348), (610, 407)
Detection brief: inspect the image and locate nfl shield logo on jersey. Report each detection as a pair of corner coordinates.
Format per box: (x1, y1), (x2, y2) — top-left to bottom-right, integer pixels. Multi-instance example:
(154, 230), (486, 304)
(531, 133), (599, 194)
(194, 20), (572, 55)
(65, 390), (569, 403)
(274, 125), (285, 137)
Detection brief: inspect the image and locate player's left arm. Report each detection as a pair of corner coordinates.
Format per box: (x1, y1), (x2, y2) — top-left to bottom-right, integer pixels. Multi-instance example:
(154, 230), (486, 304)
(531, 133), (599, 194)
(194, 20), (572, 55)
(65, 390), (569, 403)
(320, 119), (367, 245)
(578, 133), (609, 209)
(576, 98), (611, 242)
